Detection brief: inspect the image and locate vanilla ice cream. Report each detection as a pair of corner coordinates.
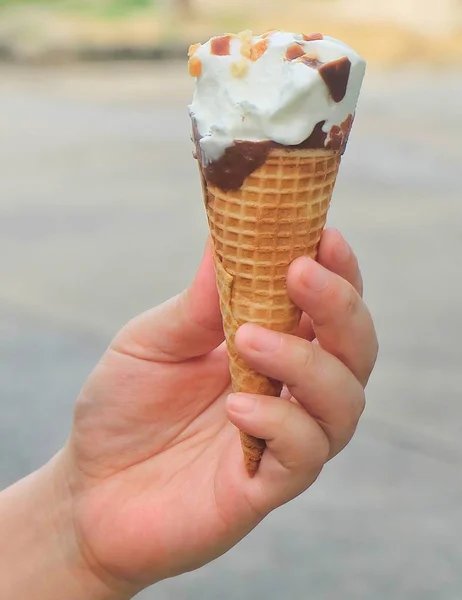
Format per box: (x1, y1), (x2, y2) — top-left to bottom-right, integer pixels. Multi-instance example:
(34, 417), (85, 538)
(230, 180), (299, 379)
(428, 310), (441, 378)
(189, 30), (366, 166)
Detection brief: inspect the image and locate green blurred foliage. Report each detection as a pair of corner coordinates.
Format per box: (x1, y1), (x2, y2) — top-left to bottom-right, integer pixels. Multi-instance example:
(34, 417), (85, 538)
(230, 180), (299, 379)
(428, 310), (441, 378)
(0, 0), (158, 17)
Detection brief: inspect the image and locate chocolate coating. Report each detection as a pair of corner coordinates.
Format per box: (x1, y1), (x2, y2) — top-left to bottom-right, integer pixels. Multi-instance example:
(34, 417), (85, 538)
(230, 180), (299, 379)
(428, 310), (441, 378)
(192, 116), (353, 191)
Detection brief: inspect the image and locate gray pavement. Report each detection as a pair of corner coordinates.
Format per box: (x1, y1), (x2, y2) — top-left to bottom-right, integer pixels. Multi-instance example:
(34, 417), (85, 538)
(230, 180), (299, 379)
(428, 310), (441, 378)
(1, 62), (462, 599)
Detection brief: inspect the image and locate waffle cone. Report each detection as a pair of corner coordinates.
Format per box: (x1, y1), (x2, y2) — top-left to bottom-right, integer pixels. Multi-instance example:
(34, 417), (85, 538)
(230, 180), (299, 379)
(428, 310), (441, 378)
(202, 147), (342, 476)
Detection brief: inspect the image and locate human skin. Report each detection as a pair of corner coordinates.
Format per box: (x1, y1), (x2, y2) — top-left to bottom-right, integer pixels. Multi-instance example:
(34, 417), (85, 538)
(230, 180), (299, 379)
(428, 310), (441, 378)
(0, 229), (378, 600)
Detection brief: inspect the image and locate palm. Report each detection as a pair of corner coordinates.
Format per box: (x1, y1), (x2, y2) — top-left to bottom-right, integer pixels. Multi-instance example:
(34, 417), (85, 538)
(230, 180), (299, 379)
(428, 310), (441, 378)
(59, 232), (374, 595)
(68, 254), (263, 587)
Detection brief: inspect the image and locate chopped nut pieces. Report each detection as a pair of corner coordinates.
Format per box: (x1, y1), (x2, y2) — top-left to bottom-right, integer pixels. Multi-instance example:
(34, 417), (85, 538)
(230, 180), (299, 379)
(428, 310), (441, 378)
(241, 42), (252, 60)
(250, 39), (268, 61)
(188, 56), (202, 77)
(237, 30), (253, 43)
(211, 35), (232, 56)
(241, 39), (268, 61)
(285, 43), (305, 61)
(231, 59), (249, 78)
(303, 33), (324, 41)
(262, 29), (279, 38)
(298, 54), (323, 69)
(240, 42), (252, 59)
(188, 43), (201, 57)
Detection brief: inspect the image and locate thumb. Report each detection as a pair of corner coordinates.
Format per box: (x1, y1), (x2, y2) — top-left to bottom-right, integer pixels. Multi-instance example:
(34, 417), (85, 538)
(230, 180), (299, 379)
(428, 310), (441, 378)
(112, 240), (224, 362)
(226, 393), (329, 510)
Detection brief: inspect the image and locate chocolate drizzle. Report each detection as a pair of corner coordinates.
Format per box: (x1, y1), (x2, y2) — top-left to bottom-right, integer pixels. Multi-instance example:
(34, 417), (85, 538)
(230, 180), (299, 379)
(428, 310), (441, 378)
(192, 116), (353, 192)
(319, 57), (351, 103)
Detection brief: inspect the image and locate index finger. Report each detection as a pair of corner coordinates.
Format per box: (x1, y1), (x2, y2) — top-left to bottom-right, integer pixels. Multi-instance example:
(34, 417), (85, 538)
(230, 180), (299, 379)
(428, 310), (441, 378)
(317, 228), (363, 297)
(296, 228), (363, 340)
(287, 258), (378, 387)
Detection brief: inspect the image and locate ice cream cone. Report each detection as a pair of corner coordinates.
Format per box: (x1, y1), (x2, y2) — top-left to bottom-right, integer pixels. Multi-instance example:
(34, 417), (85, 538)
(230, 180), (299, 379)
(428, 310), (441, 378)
(202, 147), (342, 476)
(189, 29), (366, 475)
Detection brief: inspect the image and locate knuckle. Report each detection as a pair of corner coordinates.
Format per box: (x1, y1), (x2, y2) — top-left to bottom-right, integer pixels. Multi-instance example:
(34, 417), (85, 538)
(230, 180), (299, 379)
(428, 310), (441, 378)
(295, 340), (316, 378)
(373, 332), (380, 363)
(357, 269), (365, 298)
(338, 284), (359, 318)
(274, 398), (296, 432)
(331, 386), (366, 455)
(315, 282), (359, 328)
(354, 387), (367, 420)
(361, 322), (380, 387)
(345, 387), (366, 435)
(348, 253), (363, 293)
(312, 447), (330, 475)
(369, 336), (380, 374)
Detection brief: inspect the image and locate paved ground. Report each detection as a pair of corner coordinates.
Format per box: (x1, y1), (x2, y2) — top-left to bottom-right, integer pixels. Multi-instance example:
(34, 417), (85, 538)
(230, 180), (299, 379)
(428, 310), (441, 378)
(1, 62), (462, 599)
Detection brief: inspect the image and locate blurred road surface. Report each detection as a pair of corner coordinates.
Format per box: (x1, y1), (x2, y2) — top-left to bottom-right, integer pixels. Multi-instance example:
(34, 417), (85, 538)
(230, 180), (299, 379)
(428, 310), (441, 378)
(1, 62), (462, 599)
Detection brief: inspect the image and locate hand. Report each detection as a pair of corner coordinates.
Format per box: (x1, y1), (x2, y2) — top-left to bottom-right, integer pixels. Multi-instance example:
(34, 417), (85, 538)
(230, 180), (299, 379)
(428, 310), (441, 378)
(57, 229), (378, 596)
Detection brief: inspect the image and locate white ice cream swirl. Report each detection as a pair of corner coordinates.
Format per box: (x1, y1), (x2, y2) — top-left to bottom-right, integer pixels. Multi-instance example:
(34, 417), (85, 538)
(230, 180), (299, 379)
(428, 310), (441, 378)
(189, 30), (366, 164)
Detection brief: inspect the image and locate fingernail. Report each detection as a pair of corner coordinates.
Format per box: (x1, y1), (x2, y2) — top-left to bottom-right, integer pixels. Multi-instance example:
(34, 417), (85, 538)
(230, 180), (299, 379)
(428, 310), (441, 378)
(301, 258), (328, 291)
(227, 393), (258, 414)
(333, 233), (352, 264)
(246, 326), (282, 352)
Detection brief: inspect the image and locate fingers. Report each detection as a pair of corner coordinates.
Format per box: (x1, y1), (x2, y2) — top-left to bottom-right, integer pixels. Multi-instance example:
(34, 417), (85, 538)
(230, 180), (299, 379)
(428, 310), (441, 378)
(295, 229), (363, 341)
(235, 325), (365, 460)
(287, 255), (378, 387)
(317, 228), (364, 297)
(226, 392), (329, 507)
(111, 241), (224, 362)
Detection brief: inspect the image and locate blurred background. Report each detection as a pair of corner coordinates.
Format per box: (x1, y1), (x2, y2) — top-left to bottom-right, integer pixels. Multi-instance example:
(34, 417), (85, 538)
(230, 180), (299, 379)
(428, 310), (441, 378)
(1, 1), (462, 599)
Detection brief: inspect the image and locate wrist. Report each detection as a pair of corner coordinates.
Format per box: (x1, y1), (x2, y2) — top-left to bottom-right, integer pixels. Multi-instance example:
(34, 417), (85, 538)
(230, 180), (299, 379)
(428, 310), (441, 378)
(0, 451), (131, 600)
